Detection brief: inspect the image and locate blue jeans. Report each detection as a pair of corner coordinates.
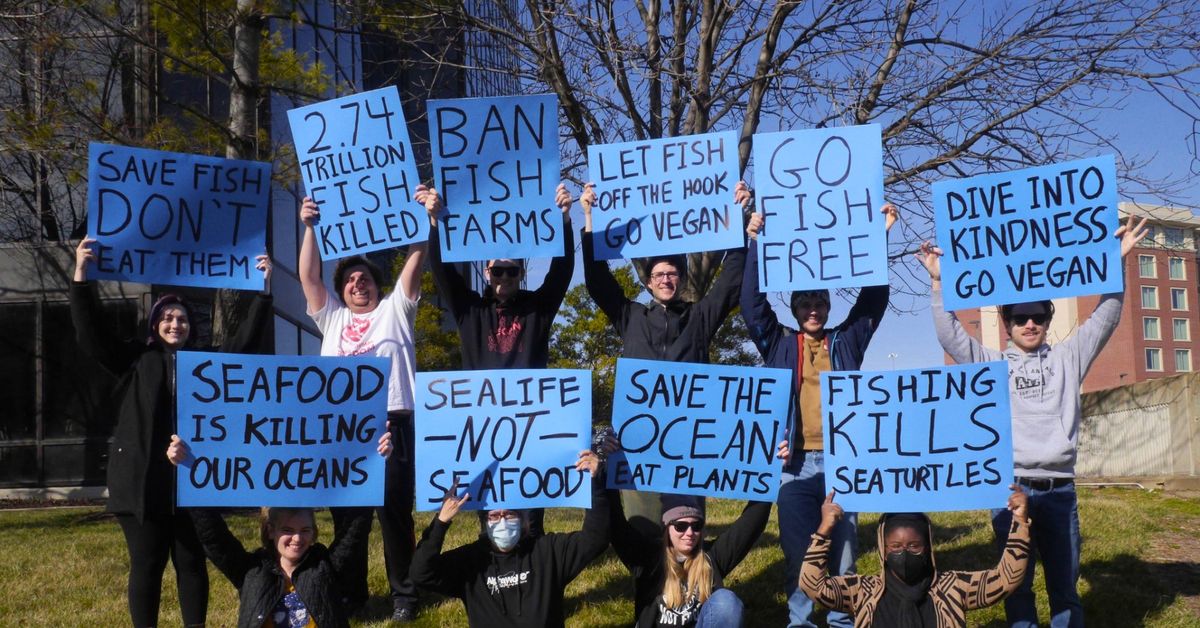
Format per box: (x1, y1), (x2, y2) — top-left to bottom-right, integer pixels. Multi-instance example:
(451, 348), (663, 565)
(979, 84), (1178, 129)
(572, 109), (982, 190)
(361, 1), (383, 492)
(991, 481), (1082, 628)
(779, 451), (857, 628)
(697, 588), (744, 628)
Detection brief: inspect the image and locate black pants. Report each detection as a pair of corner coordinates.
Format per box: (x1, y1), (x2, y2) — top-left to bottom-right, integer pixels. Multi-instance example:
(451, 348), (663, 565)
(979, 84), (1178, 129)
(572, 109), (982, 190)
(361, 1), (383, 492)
(330, 410), (418, 612)
(116, 510), (209, 627)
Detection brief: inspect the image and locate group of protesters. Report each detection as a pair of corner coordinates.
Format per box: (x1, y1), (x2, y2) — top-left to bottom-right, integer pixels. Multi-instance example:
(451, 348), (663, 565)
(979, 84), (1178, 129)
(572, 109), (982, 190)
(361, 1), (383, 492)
(70, 174), (1147, 628)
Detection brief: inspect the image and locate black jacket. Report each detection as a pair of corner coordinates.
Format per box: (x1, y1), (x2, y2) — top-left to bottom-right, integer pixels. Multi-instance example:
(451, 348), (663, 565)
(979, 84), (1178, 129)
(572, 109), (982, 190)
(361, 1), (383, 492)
(409, 476), (609, 627)
(609, 494), (771, 628)
(191, 508), (368, 628)
(582, 233), (744, 363)
(69, 281), (272, 522)
(428, 216), (574, 369)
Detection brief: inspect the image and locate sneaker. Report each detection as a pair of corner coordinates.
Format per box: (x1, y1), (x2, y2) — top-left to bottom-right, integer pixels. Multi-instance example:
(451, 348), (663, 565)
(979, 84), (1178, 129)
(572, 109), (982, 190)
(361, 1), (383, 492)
(391, 606), (416, 623)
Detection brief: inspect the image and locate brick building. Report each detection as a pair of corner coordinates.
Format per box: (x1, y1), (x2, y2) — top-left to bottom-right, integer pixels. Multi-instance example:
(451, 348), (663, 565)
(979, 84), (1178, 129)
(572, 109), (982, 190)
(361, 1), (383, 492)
(946, 202), (1200, 393)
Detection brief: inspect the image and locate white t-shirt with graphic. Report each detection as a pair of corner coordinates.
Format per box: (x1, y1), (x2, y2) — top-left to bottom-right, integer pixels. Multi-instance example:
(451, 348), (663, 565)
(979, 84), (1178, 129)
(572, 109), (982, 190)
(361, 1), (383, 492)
(310, 285), (418, 412)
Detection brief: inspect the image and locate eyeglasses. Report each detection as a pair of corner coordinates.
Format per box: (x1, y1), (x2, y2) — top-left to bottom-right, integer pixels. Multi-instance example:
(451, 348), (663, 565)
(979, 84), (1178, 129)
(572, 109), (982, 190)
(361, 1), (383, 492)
(487, 511), (521, 523)
(488, 266), (521, 278)
(885, 541), (926, 554)
(650, 271), (680, 282)
(1011, 314), (1048, 326)
(669, 520), (703, 533)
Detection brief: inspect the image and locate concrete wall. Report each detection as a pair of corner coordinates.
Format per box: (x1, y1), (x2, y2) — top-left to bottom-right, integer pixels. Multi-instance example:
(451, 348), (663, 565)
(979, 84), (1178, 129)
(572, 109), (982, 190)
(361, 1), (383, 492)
(1079, 372), (1199, 486)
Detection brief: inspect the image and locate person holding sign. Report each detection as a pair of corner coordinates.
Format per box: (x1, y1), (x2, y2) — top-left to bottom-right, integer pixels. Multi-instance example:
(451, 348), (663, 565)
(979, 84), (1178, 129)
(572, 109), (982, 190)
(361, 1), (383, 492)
(742, 199), (900, 628)
(917, 215), (1147, 628)
(420, 182), (575, 537)
(167, 433), (392, 628)
(421, 182), (574, 368)
(298, 195), (428, 621)
(580, 180), (749, 534)
(70, 237), (273, 628)
(609, 437), (790, 628)
(409, 450), (608, 628)
(801, 489), (1031, 627)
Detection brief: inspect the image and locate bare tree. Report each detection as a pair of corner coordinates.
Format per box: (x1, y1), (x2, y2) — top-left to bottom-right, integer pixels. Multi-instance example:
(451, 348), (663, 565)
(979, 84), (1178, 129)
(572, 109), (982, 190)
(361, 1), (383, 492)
(384, 0), (1200, 306)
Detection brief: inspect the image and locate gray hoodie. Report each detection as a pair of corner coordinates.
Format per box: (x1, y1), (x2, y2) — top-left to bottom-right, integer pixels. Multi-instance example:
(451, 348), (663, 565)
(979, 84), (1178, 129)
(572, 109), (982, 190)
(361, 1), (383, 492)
(931, 291), (1123, 478)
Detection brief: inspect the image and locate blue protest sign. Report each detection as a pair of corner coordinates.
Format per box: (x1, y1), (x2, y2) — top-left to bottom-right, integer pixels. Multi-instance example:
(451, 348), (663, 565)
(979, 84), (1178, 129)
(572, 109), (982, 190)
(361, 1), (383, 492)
(752, 124), (887, 291)
(287, 86), (426, 259)
(608, 358), (789, 501)
(932, 155), (1121, 310)
(414, 370), (592, 511)
(175, 352), (390, 507)
(587, 130), (743, 260)
(86, 142), (269, 290)
(821, 362), (1013, 512)
(427, 94), (561, 261)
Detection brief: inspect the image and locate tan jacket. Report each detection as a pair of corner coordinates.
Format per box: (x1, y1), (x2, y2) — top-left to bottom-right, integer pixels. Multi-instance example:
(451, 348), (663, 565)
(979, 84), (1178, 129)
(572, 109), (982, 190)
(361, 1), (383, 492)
(799, 513), (1031, 627)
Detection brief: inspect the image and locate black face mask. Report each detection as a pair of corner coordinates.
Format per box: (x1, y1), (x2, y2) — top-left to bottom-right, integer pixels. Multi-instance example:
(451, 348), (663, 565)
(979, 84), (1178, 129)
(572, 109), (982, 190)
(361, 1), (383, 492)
(886, 550), (931, 585)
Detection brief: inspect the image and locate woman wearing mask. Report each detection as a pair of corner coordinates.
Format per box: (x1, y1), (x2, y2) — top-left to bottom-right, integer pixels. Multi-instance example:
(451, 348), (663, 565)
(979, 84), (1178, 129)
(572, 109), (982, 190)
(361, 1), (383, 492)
(800, 488), (1031, 627)
(71, 236), (273, 627)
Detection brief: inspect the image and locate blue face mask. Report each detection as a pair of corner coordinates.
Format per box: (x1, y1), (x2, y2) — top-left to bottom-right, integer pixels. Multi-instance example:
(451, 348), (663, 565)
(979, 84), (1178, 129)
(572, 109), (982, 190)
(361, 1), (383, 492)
(488, 518), (522, 551)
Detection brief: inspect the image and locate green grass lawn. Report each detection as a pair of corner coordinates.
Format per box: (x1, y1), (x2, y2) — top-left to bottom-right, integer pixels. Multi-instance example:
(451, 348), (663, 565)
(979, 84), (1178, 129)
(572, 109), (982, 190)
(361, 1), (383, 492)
(1, 487), (1196, 626)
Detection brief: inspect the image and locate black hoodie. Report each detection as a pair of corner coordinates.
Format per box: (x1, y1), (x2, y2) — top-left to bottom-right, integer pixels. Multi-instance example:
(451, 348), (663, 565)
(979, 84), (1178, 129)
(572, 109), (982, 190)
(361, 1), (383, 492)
(581, 233), (744, 363)
(409, 474), (609, 627)
(427, 216), (574, 369)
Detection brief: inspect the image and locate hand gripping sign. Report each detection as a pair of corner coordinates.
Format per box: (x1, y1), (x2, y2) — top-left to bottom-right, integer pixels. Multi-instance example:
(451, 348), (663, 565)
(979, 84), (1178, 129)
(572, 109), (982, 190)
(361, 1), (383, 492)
(175, 352), (390, 507)
(414, 369), (592, 511)
(608, 358), (791, 501)
(288, 86), (426, 259)
(932, 155), (1121, 311)
(86, 142), (270, 290)
(822, 362), (1014, 512)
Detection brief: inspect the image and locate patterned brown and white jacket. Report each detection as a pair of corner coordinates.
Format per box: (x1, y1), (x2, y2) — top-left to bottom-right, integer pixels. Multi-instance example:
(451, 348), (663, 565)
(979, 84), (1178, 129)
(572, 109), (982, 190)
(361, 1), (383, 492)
(800, 513), (1031, 627)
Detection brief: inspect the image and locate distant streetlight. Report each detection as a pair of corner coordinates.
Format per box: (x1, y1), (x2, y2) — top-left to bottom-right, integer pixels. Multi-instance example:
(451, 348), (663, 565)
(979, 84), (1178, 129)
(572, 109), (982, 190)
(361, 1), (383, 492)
(887, 352), (899, 370)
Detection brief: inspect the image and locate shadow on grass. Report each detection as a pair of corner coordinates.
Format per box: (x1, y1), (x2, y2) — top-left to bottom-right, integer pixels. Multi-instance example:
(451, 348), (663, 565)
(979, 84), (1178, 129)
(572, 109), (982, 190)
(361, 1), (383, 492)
(1082, 553), (1200, 626)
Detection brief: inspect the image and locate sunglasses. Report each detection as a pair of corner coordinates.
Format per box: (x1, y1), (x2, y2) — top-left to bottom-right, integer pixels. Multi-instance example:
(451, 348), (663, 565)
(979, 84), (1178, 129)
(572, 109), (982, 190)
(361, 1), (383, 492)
(488, 266), (521, 278)
(1011, 314), (1048, 326)
(670, 520), (703, 533)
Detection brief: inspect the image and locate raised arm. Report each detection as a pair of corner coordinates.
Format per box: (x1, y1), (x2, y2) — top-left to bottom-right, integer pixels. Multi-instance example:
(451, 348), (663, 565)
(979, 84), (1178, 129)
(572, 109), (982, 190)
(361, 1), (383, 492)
(555, 451), (612, 582)
(70, 237), (137, 373)
(420, 185), (477, 321)
(958, 488), (1032, 609)
(298, 197), (329, 314)
(535, 183), (576, 310)
(409, 487), (471, 597)
(741, 217), (787, 363)
(189, 508), (256, 589)
(798, 494), (862, 614)
(709, 500), (772, 576)
(220, 257), (275, 354)
(580, 185), (634, 329)
(919, 242), (1003, 365)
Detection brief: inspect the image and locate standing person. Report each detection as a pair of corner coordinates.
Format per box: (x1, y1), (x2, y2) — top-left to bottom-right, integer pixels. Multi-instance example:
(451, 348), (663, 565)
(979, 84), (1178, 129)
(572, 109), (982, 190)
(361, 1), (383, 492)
(916, 215), (1147, 628)
(70, 236), (273, 627)
(609, 439), (790, 628)
(409, 451), (609, 628)
(579, 181), (749, 531)
(298, 195), (428, 622)
(166, 434), (393, 628)
(801, 489), (1032, 627)
(741, 201), (900, 628)
(420, 182), (576, 535)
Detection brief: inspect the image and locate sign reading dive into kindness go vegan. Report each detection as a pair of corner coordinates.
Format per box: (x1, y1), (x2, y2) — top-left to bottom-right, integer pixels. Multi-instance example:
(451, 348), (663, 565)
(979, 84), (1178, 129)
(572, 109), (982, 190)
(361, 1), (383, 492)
(414, 370), (592, 511)
(427, 94), (562, 262)
(608, 358), (789, 501)
(288, 86), (425, 259)
(752, 124), (887, 292)
(587, 130), (743, 260)
(86, 142), (269, 290)
(821, 362), (1013, 512)
(933, 155), (1121, 311)
(175, 352), (390, 507)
